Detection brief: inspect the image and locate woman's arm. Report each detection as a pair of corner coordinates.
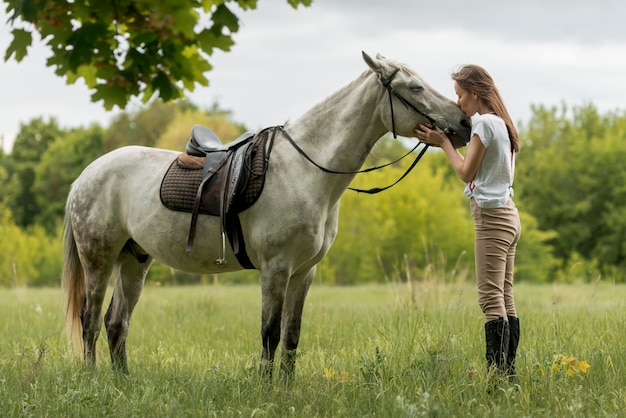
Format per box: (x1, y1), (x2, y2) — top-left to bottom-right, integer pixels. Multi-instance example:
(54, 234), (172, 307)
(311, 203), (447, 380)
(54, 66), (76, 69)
(441, 134), (485, 183)
(415, 124), (486, 183)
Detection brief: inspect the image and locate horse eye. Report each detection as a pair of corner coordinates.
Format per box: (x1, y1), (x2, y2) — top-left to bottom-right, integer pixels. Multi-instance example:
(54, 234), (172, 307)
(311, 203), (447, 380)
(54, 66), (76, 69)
(409, 83), (424, 92)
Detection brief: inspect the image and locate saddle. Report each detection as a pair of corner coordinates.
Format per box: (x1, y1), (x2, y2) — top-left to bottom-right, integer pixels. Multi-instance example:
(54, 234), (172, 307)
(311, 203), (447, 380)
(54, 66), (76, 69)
(160, 125), (278, 268)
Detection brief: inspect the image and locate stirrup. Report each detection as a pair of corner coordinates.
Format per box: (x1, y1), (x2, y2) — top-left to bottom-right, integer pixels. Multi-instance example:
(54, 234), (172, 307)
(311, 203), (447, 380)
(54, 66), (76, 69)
(215, 232), (227, 265)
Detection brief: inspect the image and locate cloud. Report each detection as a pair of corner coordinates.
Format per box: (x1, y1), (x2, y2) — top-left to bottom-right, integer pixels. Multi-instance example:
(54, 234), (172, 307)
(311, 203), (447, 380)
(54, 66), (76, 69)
(195, 2), (626, 130)
(322, 0), (626, 44)
(2, 0), (625, 152)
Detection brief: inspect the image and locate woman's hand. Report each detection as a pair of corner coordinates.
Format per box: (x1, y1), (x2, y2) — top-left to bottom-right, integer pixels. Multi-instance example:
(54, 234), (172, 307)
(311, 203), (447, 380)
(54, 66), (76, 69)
(414, 124), (448, 147)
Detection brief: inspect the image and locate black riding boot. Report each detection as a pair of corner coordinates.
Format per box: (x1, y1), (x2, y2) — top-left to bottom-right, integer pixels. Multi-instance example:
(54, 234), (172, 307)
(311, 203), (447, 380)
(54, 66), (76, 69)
(506, 316), (520, 383)
(484, 317), (510, 375)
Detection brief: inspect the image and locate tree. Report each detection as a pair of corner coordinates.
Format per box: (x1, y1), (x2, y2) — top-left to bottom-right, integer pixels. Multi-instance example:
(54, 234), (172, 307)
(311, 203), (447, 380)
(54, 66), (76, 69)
(4, 117), (63, 228)
(154, 104), (246, 150)
(103, 99), (186, 151)
(4, 0), (312, 110)
(0, 152), (8, 207)
(516, 104), (626, 280)
(33, 124), (105, 232)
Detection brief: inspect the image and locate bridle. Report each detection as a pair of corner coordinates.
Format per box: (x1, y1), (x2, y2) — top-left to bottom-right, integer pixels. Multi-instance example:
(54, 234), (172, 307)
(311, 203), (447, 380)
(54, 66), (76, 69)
(280, 67), (456, 194)
(381, 68), (459, 140)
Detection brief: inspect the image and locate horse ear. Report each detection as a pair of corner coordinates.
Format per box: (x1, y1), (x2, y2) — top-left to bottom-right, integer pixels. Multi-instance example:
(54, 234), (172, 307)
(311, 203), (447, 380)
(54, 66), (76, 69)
(362, 51), (384, 72)
(375, 53), (386, 60)
(362, 51), (393, 78)
(362, 51), (376, 69)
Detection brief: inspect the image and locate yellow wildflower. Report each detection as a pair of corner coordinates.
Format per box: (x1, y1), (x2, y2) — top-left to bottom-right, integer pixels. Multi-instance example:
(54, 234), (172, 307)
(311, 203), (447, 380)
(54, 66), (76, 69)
(577, 360), (591, 373)
(323, 366), (349, 382)
(552, 354), (591, 379)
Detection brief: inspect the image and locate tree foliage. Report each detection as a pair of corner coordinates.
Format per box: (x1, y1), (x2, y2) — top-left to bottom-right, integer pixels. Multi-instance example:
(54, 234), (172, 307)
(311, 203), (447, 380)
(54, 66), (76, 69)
(154, 103), (246, 150)
(2, 101), (625, 286)
(319, 146), (475, 285)
(34, 125), (105, 232)
(3, 0), (312, 109)
(4, 117), (62, 228)
(319, 142), (559, 285)
(0, 99), (252, 286)
(516, 104), (626, 278)
(103, 99), (196, 151)
(0, 205), (62, 287)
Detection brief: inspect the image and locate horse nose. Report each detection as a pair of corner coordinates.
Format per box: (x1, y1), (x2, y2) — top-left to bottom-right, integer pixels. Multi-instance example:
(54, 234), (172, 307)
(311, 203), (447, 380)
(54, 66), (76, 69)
(460, 117), (471, 130)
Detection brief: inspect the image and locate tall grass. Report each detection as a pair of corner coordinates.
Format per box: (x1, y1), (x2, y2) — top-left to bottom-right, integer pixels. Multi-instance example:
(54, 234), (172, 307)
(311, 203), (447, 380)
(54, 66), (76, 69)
(1, 281), (624, 417)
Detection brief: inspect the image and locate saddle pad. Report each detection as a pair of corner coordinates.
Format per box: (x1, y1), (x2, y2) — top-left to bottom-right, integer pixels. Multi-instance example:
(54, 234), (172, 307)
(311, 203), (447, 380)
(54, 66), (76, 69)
(238, 139), (267, 210)
(160, 159), (210, 214)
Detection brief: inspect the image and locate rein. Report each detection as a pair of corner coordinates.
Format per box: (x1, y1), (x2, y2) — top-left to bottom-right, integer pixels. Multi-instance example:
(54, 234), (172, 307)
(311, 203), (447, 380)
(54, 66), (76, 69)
(280, 68), (453, 194)
(279, 127), (428, 194)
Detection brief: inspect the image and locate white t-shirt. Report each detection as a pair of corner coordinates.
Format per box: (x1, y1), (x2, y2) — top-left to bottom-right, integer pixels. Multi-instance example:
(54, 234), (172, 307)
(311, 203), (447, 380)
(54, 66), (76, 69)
(464, 113), (515, 208)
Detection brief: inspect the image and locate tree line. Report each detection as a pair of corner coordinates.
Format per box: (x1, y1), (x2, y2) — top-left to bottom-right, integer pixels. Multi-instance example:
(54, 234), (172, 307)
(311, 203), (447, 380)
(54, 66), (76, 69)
(1, 100), (624, 286)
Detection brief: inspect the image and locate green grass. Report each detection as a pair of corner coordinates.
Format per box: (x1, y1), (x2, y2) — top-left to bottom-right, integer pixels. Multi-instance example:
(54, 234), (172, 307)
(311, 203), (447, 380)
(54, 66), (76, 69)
(1, 281), (625, 417)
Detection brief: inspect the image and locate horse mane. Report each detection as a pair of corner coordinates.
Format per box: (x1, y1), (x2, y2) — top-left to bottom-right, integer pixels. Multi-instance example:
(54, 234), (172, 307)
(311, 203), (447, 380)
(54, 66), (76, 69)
(382, 59), (419, 78)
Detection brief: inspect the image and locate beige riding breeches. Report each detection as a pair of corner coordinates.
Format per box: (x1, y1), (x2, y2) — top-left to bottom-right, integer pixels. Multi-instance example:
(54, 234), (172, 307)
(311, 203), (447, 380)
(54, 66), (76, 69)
(470, 197), (522, 322)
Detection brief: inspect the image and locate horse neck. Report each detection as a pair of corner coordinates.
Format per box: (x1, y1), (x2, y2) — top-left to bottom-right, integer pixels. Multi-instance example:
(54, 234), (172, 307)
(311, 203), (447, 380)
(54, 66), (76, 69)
(286, 71), (387, 192)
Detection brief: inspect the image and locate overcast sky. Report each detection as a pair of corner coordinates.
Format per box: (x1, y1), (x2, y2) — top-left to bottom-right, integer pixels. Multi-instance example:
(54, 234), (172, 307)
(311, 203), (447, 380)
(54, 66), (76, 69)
(2, 0), (625, 152)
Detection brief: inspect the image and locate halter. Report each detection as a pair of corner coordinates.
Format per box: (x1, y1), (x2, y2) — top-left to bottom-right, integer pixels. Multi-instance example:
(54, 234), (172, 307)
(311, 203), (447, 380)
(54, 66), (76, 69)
(280, 66), (455, 194)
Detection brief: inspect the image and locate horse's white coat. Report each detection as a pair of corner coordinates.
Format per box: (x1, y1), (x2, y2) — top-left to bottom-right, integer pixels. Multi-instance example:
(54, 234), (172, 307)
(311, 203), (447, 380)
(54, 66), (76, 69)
(63, 52), (471, 376)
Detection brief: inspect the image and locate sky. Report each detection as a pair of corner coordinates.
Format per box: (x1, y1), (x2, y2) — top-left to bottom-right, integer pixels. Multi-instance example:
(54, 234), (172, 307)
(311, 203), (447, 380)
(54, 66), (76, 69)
(2, 0), (626, 153)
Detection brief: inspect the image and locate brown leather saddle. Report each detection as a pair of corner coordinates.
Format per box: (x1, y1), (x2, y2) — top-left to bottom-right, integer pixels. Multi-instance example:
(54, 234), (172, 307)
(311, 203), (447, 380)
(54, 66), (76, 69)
(160, 125), (278, 268)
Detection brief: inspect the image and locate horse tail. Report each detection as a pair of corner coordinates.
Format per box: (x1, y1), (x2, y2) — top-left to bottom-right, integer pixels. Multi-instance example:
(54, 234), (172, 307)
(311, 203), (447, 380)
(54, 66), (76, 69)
(62, 198), (85, 354)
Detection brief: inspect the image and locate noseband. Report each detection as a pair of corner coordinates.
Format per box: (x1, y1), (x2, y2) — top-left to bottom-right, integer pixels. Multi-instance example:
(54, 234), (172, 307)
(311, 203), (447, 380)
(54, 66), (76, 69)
(380, 68), (458, 139)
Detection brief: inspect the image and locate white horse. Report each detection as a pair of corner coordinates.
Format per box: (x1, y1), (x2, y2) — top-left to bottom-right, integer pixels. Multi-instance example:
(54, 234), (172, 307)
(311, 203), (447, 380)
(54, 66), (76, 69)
(63, 52), (471, 377)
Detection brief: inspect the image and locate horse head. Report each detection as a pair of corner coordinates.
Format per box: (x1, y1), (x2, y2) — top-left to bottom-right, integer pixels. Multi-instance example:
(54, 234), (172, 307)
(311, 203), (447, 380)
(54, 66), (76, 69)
(362, 52), (471, 149)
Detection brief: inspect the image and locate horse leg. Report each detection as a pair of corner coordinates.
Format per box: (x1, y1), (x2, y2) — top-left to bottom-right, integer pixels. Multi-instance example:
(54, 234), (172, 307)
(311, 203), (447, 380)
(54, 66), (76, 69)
(279, 268), (315, 376)
(104, 244), (152, 373)
(81, 268), (112, 367)
(259, 265), (290, 379)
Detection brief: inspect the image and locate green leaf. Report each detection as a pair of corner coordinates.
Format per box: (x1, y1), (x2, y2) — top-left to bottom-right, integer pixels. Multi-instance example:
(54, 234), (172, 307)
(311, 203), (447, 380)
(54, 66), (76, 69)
(172, 9), (200, 38)
(178, 46), (212, 89)
(66, 22), (110, 70)
(234, 0), (259, 11)
(95, 64), (119, 81)
(200, 0), (222, 13)
(212, 4), (239, 33)
(91, 84), (130, 110)
(46, 56), (69, 76)
(140, 85), (156, 104)
(4, 29), (32, 62)
(66, 65), (98, 87)
(152, 71), (183, 102)
(77, 65), (99, 87)
(197, 29), (235, 54)
(287, 0), (313, 8)
(12, 0), (38, 22)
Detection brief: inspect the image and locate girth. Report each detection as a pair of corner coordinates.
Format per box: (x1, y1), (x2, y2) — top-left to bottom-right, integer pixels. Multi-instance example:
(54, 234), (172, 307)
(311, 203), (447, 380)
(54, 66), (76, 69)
(160, 126), (277, 268)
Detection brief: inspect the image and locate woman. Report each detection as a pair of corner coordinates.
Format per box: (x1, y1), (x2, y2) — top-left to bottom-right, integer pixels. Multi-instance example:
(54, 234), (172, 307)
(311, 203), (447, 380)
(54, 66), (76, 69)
(414, 65), (521, 381)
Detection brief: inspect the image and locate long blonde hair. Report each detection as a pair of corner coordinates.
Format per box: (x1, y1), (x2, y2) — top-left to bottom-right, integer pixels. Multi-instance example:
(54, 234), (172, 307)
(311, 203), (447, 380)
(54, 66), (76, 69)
(452, 65), (519, 153)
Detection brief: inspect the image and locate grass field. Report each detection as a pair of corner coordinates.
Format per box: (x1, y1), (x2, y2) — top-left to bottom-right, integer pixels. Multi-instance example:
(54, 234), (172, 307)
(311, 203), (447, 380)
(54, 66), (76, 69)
(1, 281), (624, 417)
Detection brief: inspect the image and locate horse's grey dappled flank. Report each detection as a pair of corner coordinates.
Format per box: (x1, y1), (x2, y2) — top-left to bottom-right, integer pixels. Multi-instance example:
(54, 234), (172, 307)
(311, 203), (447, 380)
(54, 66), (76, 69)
(63, 52), (471, 377)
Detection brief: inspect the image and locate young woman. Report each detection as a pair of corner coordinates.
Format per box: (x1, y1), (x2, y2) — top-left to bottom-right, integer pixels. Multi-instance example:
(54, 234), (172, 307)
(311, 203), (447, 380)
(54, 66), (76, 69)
(414, 65), (521, 381)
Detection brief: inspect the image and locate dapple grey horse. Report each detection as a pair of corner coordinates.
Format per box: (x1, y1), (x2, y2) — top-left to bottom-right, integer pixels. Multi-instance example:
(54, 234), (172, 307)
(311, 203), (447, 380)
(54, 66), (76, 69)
(63, 52), (471, 377)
